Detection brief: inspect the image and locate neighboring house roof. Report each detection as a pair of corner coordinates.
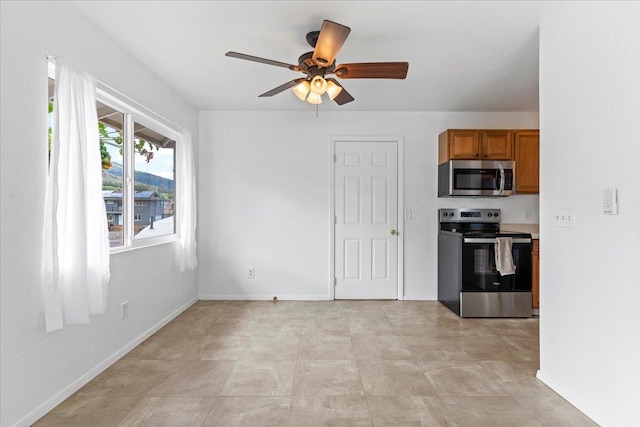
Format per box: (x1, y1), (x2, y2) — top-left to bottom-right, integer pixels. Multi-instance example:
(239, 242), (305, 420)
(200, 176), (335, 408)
(135, 216), (175, 239)
(102, 190), (165, 200)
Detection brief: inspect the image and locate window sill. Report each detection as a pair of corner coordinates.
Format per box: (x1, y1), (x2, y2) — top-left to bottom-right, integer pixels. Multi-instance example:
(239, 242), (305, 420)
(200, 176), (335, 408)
(110, 235), (178, 254)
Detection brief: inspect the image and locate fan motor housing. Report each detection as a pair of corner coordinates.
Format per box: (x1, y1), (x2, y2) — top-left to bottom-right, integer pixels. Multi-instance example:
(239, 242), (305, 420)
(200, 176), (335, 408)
(298, 51), (335, 77)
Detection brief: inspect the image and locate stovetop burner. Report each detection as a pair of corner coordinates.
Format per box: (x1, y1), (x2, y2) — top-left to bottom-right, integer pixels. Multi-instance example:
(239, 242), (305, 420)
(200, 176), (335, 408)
(438, 208), (531, 239)
(459, 230), (531, 239)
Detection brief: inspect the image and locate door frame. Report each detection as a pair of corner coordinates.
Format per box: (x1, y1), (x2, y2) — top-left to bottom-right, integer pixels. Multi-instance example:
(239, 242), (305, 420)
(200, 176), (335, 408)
(329, 136), (404, 300)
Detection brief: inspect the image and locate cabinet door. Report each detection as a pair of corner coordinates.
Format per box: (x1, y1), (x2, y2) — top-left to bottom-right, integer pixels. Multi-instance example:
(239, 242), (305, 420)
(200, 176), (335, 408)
(449, 130), (481, 159)
(532, 239), (539, 310)
(482, 130), (513, 160)
(514, 130), (540, 193)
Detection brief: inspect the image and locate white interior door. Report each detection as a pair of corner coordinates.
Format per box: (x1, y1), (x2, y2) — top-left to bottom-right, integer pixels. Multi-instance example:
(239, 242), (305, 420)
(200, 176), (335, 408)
(334, 140), (399, 299)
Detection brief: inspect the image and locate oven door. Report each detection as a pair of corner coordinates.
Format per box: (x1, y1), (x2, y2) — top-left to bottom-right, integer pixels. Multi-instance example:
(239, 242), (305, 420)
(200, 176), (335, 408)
(461, 237), (531, 292)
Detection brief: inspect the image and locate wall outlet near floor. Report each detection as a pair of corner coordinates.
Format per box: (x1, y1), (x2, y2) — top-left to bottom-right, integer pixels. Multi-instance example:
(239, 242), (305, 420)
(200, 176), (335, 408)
(121, 301), (129, 320)
(248, 268), (255, 279)
(553, 209), (576, 227)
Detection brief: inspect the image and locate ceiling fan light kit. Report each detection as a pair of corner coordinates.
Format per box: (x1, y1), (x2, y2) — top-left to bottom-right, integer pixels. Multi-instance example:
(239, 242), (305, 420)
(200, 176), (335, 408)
(225, 19), (409, 106)
(306, 92), (323, 105)
(325, 79), (343, 101)
(292, 80), (311, 101)
(310, 75), (328, 95)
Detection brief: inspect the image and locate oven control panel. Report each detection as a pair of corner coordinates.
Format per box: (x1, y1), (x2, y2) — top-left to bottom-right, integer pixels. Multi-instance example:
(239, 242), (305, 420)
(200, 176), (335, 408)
(439, 208), (501, 223)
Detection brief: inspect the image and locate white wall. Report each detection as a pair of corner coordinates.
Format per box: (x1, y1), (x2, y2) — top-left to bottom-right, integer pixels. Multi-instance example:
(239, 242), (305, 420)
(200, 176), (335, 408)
(198, 111), (539, 300)
(538, 3), (640, 426)
(0, 2), (199, 426)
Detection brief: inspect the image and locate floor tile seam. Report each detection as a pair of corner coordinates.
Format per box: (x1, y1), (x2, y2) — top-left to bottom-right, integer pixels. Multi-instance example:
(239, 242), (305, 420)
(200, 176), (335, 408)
(133, 373), (176, 401)
(215, 391), (295, 398)
(146, 390), (258, 399)
(295, 358), (363, 393)
(402, 329), (422, 366)
(478, 360), (540, 389)
(419, 364), (462, 399)
(430, 389), (516, 399)
(289, 329), (304, 399)
(286, 357), (300, 427)
(209, 359), (242, 399)
(354, 351), (375, 426)
(410, 394), (462, 426)
(198, 395), (235, 427)
(234, 330), (258, 361)
(79, 397), (146, 427)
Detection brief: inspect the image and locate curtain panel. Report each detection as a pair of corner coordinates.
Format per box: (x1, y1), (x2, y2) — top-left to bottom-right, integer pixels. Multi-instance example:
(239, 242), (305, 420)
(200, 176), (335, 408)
(178, 129), (198, 271)
(43, 62), (110, 332)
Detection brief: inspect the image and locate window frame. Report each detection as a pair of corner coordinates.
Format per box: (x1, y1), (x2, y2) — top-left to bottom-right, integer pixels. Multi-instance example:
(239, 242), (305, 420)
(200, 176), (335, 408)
(98, 87), (182, 253)
(48, 62), (184, 253)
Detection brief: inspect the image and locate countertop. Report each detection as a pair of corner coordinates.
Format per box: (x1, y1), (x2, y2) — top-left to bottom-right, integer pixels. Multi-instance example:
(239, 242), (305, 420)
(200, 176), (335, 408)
(501, 223), (540, 239)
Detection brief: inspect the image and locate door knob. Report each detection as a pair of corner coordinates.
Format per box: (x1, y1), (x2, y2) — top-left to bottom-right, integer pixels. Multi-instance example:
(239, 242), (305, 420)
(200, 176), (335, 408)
(390, 229), (397, 236)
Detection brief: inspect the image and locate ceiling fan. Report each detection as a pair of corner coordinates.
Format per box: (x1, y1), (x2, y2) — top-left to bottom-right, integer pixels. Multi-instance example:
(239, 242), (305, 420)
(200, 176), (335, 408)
(226, 20), (409, 105)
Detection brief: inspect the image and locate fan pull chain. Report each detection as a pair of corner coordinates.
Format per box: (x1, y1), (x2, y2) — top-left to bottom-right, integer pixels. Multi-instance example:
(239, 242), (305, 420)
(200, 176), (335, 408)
(316, 102), (319, 118)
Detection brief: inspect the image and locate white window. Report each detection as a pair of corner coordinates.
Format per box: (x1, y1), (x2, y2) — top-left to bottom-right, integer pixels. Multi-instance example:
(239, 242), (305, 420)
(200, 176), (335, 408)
(49, 71), (180, 251)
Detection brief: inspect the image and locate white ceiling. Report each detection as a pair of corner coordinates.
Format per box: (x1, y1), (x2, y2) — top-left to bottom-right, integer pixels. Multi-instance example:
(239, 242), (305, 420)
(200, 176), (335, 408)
(72, 1), (567, 112)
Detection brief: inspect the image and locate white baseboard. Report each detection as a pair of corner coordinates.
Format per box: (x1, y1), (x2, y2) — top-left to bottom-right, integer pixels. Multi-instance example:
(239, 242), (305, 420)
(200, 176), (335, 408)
(198, 294), (435, 301)
(19, 297), (198, 427)
(536, 369), (609, 426)
(198, 294), (330, 301)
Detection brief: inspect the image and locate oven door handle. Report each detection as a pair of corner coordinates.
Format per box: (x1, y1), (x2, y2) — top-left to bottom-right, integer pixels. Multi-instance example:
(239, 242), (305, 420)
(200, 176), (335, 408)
(463, 238), (532, 244)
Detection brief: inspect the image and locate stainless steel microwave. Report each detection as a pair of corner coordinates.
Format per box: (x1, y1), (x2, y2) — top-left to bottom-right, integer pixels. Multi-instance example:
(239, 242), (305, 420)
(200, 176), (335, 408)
(438, 160), (515, 197)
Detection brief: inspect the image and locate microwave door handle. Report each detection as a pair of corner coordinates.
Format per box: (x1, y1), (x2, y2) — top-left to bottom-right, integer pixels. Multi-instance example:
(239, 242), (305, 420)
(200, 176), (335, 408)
(498, 165), (505, 194)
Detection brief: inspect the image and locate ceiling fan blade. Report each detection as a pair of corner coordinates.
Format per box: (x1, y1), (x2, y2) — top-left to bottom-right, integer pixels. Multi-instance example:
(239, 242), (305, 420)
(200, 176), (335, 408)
(312, 20), (351, 67)
(258, 78), (306, 97)
(326, 78), (354, 105)
(334, 62), (409, 79)
(226, 51), (301, 71)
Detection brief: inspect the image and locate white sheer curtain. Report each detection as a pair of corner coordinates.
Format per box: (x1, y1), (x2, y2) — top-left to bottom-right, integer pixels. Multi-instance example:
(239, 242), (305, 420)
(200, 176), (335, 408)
(177, 129), (198, 271)
(43, 61), (110, 332)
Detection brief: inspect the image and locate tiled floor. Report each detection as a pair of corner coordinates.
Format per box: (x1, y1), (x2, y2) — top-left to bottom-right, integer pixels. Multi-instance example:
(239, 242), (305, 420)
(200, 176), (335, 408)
(34, 300), (596, 426)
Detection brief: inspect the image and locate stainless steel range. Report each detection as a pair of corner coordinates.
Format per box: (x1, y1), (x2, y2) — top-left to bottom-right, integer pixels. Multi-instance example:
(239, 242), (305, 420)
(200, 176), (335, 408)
(438, 208), (532, 317)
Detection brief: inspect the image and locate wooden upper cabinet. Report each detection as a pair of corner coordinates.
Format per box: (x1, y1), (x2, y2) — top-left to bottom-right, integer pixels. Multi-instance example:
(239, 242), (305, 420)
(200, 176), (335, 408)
(514, 130), (540, 194)
(482, 130), (513, 160)
(439, 130), (480, 163)
(438, 129), (513, 163)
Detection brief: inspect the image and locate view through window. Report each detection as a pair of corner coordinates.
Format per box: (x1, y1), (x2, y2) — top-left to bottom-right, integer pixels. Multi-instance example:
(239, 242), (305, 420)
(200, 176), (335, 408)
(48, 77), (176, 249)
(132, 120), (175, 240)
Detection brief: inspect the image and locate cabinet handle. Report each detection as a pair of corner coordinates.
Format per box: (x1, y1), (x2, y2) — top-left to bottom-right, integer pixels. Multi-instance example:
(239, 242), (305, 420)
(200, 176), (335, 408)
(475, 153), (479, 157)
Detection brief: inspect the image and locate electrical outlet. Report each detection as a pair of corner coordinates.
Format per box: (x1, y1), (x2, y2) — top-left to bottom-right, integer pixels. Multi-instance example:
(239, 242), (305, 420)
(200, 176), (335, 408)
(121, 301), (129, 320)
(553, 209), (576, 227)
(248, 268), (255, 279)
